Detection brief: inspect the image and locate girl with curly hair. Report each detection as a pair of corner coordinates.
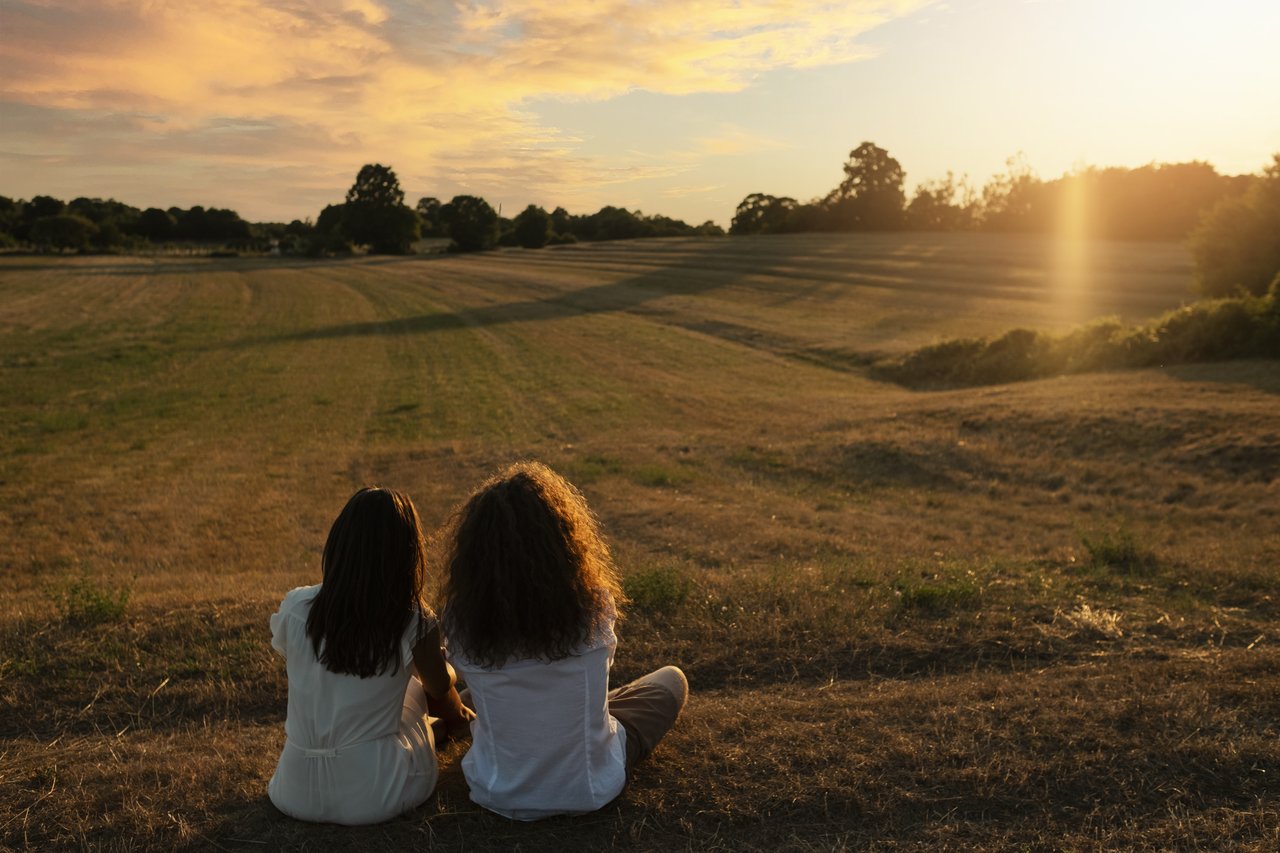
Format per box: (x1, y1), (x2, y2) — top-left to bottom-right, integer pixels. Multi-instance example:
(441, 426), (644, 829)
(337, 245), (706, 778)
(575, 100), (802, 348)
(439, 462), (688, 820)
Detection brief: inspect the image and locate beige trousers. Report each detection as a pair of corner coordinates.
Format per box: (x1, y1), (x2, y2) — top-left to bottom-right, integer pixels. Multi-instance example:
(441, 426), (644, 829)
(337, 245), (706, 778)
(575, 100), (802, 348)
(608, 665), (689, 773)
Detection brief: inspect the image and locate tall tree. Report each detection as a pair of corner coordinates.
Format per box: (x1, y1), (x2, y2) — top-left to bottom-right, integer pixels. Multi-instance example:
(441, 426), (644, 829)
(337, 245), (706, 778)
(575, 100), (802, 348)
(342, 164), (418, 254)
(830, 142), (905, 230)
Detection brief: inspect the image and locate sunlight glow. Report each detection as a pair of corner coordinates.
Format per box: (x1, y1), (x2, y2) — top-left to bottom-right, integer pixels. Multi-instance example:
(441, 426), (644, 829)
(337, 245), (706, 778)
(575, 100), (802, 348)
(1052, 174), (1091, 325)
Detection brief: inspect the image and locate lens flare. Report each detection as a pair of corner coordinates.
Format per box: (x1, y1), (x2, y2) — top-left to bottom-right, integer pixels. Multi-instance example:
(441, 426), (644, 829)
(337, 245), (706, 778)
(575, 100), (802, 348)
(1051, 173), (1091, 325)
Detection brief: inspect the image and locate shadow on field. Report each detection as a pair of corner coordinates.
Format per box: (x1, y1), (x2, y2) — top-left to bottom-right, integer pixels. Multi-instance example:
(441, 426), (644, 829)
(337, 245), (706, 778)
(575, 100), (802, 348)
(245, 241), (803, 346)
(0, 254), (432, 277)
(1160, 360), (1280, 395)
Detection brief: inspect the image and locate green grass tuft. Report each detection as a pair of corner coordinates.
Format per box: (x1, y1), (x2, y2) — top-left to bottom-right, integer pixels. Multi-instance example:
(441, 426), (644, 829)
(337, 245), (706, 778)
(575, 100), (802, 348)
(624, 564), (693, 616)
(50, 572), (132, 626)
(1080, 523), (1159, 576)
(894, 577), (980, 615)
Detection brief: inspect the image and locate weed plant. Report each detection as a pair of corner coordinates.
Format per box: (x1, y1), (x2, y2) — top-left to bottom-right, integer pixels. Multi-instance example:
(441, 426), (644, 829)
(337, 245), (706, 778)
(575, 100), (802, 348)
(1080, 523), (1159, 576)
(49, 571), (131, 626)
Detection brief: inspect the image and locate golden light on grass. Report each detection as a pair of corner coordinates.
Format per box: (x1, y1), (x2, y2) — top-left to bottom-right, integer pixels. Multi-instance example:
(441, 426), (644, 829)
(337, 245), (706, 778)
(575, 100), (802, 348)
(3, 240), (1278, 849)
(1051, 172), (1092, 325)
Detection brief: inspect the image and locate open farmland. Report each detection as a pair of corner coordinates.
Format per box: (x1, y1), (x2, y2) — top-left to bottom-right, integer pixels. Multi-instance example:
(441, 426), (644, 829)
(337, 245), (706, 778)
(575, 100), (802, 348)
(2, 233), (1277, 851)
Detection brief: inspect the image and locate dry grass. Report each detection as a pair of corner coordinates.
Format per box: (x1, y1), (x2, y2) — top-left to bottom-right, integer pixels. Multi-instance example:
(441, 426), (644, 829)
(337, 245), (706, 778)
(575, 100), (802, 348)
(1, 234), (1277, 850)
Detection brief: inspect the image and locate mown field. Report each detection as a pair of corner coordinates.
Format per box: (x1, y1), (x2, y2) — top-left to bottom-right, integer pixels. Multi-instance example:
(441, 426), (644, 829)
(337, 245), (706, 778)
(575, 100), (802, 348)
(1, 232), (1277, 851)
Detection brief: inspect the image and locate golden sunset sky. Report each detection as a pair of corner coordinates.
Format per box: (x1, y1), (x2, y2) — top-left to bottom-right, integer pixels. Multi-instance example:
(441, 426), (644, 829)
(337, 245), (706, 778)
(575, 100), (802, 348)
(2, 0), (1277, 226)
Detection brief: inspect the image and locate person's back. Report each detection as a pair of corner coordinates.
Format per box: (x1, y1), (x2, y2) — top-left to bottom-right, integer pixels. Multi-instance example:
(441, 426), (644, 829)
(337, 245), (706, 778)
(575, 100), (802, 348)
(269, 584), (437, 825)
(451, 628), (624, 819)
(438, 462), (688, 821)
(267, 487), (471, 825)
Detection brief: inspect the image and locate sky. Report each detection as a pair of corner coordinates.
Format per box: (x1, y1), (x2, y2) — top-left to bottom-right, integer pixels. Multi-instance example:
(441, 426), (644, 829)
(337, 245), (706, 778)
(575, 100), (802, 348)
(1, 0), (1278, 227)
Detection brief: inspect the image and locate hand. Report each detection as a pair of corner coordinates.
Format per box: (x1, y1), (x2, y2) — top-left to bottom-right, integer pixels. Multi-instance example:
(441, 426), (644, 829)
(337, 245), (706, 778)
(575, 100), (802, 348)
(444, 706), (475, 741)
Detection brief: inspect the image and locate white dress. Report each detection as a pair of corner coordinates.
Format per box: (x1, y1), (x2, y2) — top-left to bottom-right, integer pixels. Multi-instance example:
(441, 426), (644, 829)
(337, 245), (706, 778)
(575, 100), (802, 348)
(268, 584), (438, 825)
(447, 618), (627, 820)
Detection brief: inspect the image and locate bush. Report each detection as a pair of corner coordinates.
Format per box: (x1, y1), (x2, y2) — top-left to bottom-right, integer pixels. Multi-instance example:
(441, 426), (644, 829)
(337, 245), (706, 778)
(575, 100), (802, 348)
(879, 284), (1280, 388)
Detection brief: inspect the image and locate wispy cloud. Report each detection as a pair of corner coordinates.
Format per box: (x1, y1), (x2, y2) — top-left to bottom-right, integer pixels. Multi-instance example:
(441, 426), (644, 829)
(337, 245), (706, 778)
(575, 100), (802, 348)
(0, 0), (929, 217)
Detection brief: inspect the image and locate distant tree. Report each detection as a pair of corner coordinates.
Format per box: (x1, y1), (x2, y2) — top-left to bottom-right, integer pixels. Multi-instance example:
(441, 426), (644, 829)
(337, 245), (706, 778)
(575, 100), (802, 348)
(67, 197), (141, 233)
(1051, 161), (1244, 241)
(582, 206), (648, 241)
(694, 220), (726, 237)
(203, 208), (252, 243)
(307, 203), (353, 255)
(135, 207), (176, 242)
(174, 206), (207, 240)
(26, 195), (65, 220)
(730, 193), (797, 234)
(512, 204), (551, 248)
(978, 154), (1046, 232)
(16, 195), (65, 240)
(415, 197), (444, 237)
(29, 214), (97, 251)
(341, 164), (418, 253)
(441, 195), (499, 252)
(549, 206), (573, 237)
(1189, 154), (1280, 297)
(0, 196), (20, 240)
(828, 142), (906, 230)
(906, 172), (976, 231)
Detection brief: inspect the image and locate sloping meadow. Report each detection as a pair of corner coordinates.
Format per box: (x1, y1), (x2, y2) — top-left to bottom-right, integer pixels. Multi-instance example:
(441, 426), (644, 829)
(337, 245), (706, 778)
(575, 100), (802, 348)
(2, 238), (1277, 850)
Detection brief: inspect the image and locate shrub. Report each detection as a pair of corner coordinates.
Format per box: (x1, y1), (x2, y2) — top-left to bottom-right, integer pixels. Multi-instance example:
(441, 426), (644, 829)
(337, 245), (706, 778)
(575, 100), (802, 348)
(880, 284), (1280, 388)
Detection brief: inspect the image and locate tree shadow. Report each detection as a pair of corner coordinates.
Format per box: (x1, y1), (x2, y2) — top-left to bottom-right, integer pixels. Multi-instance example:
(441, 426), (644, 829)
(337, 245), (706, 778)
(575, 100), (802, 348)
(238, 240), (801, 348)
(1158, 360), (1280, 394)
(0, 253), (442, 277)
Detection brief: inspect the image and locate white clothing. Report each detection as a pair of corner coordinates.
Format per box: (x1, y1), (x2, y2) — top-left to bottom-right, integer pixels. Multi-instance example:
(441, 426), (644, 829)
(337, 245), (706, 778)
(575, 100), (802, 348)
(268, 584), (438, 825)
(448, 619), (628, 821)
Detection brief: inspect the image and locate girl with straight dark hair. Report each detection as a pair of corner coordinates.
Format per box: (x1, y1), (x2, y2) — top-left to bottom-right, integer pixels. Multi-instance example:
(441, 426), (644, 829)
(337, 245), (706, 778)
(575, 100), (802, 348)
(439, 462), (688, 820)
(268, 487), (472, 825)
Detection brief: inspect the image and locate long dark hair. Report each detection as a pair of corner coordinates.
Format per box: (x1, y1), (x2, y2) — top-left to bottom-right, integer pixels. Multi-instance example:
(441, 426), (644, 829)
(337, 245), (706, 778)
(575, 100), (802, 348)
(438, 462), (625, 667)
(306, 487), (426, 678)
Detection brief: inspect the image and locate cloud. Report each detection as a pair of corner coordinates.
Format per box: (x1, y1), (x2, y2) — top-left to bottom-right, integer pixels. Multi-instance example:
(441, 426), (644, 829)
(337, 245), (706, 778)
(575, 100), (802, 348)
(0, 0), (929, 217)
(695, 125), (790, 156)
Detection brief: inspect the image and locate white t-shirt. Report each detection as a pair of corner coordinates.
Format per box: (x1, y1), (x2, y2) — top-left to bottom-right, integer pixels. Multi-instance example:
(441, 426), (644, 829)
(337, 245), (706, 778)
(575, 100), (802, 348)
(268, 584), (438, 825)
(447, 618), (628, 820)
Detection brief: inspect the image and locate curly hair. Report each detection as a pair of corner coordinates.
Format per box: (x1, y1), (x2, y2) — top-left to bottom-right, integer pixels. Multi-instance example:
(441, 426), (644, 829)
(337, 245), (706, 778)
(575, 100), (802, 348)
(438, 462), (625, 668)
(306, 487), (426, 678)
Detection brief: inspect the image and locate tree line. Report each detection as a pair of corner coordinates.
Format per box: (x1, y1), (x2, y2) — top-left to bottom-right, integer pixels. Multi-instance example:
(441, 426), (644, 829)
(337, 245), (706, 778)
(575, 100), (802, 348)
(0, 196), (257, 253)
(0, 164), (723, 257)
(731, 143), (1279, 297)
(310, 164), (724, 256)
(5, 151), (1274, 298)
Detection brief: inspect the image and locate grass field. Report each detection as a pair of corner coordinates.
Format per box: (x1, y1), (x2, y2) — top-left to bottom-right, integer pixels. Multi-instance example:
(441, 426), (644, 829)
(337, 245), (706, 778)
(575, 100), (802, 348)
(1, 232), (1277, 851)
